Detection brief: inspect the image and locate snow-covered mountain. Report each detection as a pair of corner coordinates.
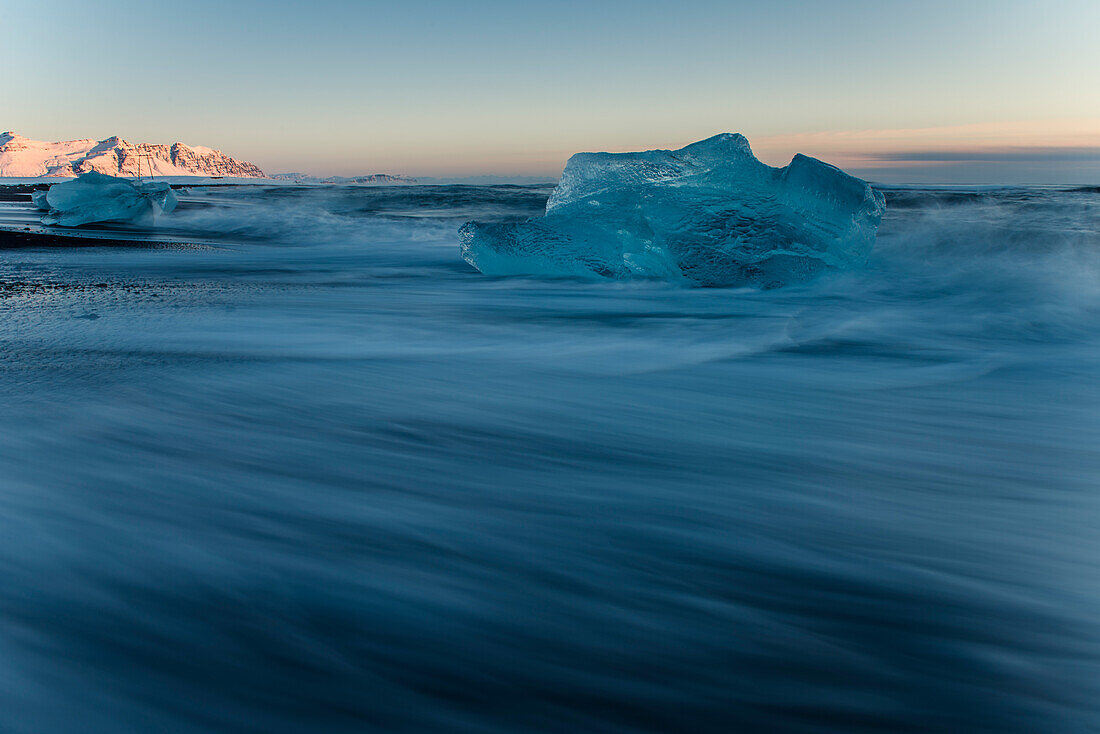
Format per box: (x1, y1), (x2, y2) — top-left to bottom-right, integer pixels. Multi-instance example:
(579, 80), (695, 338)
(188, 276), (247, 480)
(0, 132), (265, 178)
(270, 172), (417, 185)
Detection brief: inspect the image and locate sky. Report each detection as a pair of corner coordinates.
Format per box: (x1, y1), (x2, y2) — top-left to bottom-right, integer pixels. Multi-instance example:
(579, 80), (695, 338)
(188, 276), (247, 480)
(3, 0), (1099, 183)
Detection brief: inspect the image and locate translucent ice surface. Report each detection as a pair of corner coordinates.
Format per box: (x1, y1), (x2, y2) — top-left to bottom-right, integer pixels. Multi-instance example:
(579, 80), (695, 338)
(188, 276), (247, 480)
(39, 172), (178, 227)
(460, 134), (886, 286)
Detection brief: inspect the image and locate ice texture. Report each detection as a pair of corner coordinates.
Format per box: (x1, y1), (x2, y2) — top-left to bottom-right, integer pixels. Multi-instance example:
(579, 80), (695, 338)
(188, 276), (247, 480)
(459, 134), (886, 287)
(30, 188), (50, 210)
(39, 172), (178, 227)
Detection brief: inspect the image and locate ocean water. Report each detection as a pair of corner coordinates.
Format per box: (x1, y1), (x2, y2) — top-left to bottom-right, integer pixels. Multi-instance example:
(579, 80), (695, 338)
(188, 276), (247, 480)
(1, 183), (1099, 733)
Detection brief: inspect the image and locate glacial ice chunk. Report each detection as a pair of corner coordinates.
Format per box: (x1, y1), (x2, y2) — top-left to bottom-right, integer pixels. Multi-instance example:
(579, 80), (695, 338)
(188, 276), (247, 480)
(30, 188), (50, 210)
(39, 172), (178, 227)
(459, 134), (886, 287)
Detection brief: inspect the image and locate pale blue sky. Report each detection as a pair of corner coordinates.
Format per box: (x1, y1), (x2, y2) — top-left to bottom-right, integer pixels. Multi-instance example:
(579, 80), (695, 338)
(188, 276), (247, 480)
(3, 0), (1099, 181)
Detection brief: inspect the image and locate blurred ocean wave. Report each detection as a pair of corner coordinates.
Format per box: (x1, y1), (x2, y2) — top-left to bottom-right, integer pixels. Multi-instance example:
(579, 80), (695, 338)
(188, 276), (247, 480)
(0, 183), (1099, 732)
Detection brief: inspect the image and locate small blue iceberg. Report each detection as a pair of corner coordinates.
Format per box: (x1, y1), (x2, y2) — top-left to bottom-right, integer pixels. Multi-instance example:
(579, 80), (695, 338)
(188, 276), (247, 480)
(34, 172), (178, 227)
(460, 134), (886, 287)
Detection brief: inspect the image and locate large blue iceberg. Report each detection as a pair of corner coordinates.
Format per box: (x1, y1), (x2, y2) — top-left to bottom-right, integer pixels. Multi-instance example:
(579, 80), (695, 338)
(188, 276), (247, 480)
(35, 172), (178, 227)
(459, 134), (886, 287)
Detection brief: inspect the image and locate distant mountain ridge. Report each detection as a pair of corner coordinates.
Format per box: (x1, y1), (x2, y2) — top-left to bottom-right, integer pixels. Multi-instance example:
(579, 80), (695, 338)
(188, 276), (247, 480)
(270, 172), (417, 185)
(0, 132), (265, 178)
